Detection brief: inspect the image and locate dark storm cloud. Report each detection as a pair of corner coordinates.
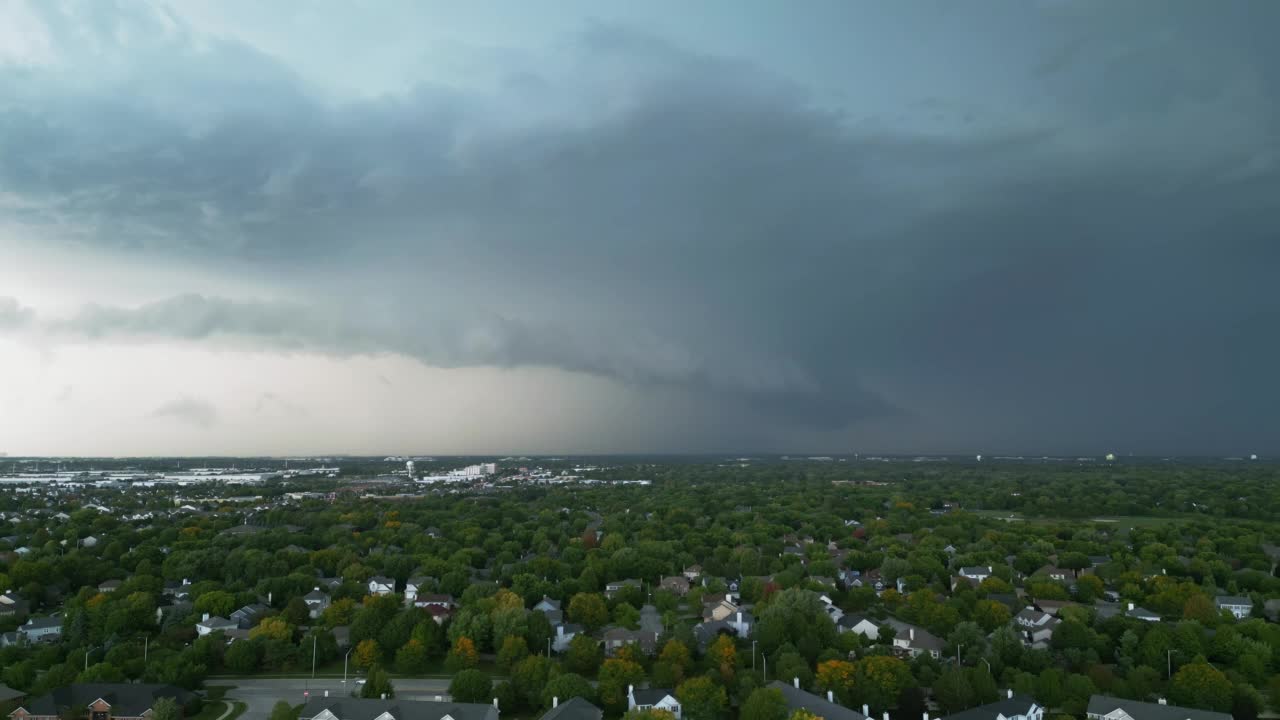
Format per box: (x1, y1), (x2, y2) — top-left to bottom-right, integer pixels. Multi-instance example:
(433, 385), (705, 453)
(4, 1), (1280, 451)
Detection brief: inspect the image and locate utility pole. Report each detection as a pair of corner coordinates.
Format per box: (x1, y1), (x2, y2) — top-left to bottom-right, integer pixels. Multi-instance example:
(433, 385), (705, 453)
(144, 635), (149, 663)
(312, 634), (318, 678)
(752, 640), (757, 671)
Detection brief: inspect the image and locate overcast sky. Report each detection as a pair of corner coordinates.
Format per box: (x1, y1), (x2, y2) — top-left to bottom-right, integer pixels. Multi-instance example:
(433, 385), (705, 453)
(2, 0), (1278, 457)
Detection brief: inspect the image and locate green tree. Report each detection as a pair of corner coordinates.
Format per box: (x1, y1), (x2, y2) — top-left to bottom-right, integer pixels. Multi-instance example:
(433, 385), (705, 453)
(677, 676), (728, 720)
(1169, 663), (1232, 712)
(933, 668), (974, 714)
(497, 636), (530, 673)
(225, 639), (261, 673)
(269, 701), (297, 720)
(395, 639), (429, 674)
(445, 637), (479, 673)
(512, 656), (556, 710)
(151, 697), (180, 720)
(740, 688), (788, 720)
(449, 669), (493, 703)
(542, 673), (598, 708)
(283, 597), (311, 627)
(568, 593), (610, 631)
(565, 634), (601, 676)
(598, 659), (646, 715)
(852, 656), (913, 712)
(195, 591), (236, 618)
(360, 664), (395, 699)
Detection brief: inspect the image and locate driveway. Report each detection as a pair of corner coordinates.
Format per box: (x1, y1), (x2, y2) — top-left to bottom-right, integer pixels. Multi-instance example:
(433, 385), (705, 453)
(227, 678), (454, 720)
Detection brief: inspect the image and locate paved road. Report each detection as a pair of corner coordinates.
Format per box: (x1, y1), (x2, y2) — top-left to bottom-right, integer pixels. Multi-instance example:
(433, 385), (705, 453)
(227, 678), (454, 720)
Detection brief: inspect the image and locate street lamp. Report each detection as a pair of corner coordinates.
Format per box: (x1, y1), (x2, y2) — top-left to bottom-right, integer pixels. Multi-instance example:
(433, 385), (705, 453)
(84, 645), (100, 672)
(343, 648), (354, 684)
(312, 634), (319, 678)
(752, 640), (757, 671)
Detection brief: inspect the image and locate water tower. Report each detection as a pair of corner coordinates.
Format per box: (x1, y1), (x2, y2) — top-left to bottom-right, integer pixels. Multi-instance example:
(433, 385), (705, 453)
(406, 460), (416, 478)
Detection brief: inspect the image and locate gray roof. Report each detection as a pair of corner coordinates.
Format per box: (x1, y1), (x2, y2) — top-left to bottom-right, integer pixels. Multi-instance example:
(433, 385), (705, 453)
(300, 698), (499, 720)
(883, 618), (945, 651)
(1086, 695), (1232, 720)
(630, 689), (676, 706)
(23, 616), (62, 630)
(1214, 595), (1251, 606)
(540, 698), (602, 720)
(17, 684), (191, 718)
(941, 695), (1038, 720)
(837, 613), (874, 629)
(0, 683), (25, 703)
(766, 682), (866, 720)
(960, 566), (992, 575)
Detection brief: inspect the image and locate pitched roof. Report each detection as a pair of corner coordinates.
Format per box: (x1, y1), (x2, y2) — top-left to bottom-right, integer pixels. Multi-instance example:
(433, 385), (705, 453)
(16, 684), (190, 718)
(630, 689), (676, 706)
(540, 698), (602, 720)
(941, 694), (1039, 720)
(1086, 695), (1232, 720)
(766, 682), (866, 720)
(299, 697), (499, 720)
(0, 684), (25, 703)
(1214, 595), (1251, 606)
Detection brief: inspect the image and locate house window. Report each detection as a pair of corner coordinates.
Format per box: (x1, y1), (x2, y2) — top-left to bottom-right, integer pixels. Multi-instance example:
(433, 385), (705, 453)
(92, 712), (109, 720)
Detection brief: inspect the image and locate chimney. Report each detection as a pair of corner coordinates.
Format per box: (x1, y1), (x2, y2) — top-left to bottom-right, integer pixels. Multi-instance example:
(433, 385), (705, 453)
(827, 691), (834, 703)
(883, 713), (890, 720)
(924, 714), (930, 720)
(381, 694), (387, 700)
(202, 612), (210, 622)
(863, 706), (870, 716)
(1127, 602), (1135, 611)
(794, 677), (800, 689)
(1158, 699), (1167, 706)
(493, 698), (499, 709)
(909, 628), (915, 640)
(324, 691), (329, 698)
(1007, 690), (1013, 700)
(553, 698), (559, 709)
(315, 587), (320, 592)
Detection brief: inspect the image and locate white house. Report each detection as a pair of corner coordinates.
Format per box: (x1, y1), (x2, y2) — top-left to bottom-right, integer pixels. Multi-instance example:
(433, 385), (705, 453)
(304, 588), (331, 619)
(196, 614), (237, 636)
(959, 566), (993, 582)
(836, 614), (880, 639)
(368, 576), (395, 596)
(1214, 595), (1252, 619)
(628, 687), (681, 720)
(404, 577), (432, 605)
(18, 615), (62, 642)
(552, 623), (582, 653)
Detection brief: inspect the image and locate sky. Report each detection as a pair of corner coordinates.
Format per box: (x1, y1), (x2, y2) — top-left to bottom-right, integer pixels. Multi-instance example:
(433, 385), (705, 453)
(1, 0), (1278, 457)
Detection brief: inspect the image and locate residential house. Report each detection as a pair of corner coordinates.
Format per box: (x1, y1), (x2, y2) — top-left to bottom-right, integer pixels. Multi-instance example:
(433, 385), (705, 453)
(162, 580), (193, 601)
(196, 614), (237, 637)
(959, 566), (993, 583)
(626, 687), (680, 720)
(602, 627), (658, 657)
(693, 610), (752, 649)
(1013, 608), (1059, 648)
(659, 576), (690, 596)
(943, 544), (958, 555)
(1125, 603), (1160, 622)
(17, 616), (62, 643)
(884, 618), (944, 659)
(297, 697), (498, 720)
(819, 595), (844, 624)
(412, 594), (455, 611)
(404, 577), (434, 606)
(540, 697), (602, 720)
(1214, 595), (1252, 619)
(843, 569), (885, 592)
(941, 691), (1043, 720)
(7, 683), (192, 720)
(97, 580), (122, 594)
(0, 683), (23, 704)
(1034, 566), (1073, 583)
(231, 604), (269, 629)
(682, 565), (703, 582)
(702, 598), (739, 623)
(533, 596), (562, 614)
(1085, 695), (1231, 720)
(303, 588), (331, 619)
(552, 623), (583, 653)
(604, 579), (642, 600)
(368, 577), (396, 596)
(81, 536), (99, 548)
(423, 604), (454, 625)
(767, 680), (866, 720)
(0, 591), (29, 619)
(836, 614), (881, 640)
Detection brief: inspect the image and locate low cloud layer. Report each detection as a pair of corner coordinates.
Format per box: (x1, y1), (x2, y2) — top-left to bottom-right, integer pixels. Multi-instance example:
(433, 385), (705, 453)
(2, 1), (1279, 453)
(149, 396), (219, 429)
